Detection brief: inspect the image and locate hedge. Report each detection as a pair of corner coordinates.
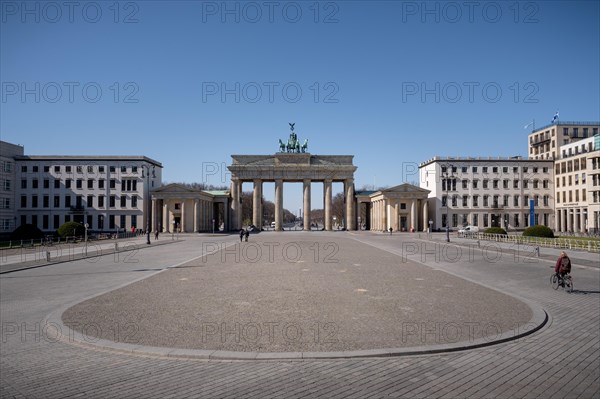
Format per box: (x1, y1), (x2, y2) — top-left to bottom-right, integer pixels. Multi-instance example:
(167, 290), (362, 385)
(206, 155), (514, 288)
(522, 225), (555, 238)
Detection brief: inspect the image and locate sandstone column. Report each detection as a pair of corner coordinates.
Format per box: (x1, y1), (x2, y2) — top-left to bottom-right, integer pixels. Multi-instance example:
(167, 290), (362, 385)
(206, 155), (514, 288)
(324, 179), (332, 231)
(346, 178), (355, 230)
(394, 200), (399, 231)
(411, 199), (416, 231)
(180, 201), (185, 232)
(151, 198), (157, 232)
(253, 179), (262, 229)
(275, 179), (283, 231)
(163, 202), (169, 232)
(230, 178), (240, 230)
(423, 199), (429, 232)
(303, 179), (311, 231)
(194, 199), (199, 232)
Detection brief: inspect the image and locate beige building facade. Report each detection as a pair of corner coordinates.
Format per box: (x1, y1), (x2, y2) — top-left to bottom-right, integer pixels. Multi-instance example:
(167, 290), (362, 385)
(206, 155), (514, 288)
(0, 141), (24, 234)
(355, 184), (430, 232)
(554, 135), (600, 233)
(528, 121), (599, 160)
(150, 184), (230, 233)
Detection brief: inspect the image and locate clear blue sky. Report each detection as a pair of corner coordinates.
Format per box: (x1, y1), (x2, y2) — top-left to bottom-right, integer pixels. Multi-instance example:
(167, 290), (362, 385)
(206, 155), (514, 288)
(2, 1), (599, 214)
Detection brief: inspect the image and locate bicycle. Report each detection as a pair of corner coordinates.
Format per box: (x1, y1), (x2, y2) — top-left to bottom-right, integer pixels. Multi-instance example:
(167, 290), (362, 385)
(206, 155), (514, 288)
(550, 273), (573, 293)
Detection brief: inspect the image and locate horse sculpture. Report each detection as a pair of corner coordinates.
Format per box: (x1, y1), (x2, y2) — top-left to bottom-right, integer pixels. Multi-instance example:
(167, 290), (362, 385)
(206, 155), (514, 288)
(278, 139), (286, 152)
(301, 139), (308, 153)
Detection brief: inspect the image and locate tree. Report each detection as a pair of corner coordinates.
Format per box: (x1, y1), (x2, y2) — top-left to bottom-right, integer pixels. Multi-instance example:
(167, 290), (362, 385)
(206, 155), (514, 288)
(10, 224), (44, 241)
(57, 221), (85, 238)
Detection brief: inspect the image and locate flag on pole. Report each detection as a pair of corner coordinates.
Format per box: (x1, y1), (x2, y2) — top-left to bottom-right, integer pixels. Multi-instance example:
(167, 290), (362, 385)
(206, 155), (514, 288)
(552, 111), (559, 123)
(524, 121), (534, 129)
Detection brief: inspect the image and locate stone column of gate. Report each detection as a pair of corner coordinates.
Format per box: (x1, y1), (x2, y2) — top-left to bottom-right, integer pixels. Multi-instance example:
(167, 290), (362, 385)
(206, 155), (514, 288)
(253, 179), (262, 229)
(303, 179), (311, 231)
(151, 198), (157, 232)
(181, 201), (185, 232)
(345, 178), (355, 230)
(324, 179), (332, 231)
(230, 178), (240, 230)
(275, 179), (283, 231)
(393, 201), (399, 231)
(163, 202), (168, 232)
(194, 199), (199, 232)
(411, 199), (416, 231)
(423, 199), (428, 232)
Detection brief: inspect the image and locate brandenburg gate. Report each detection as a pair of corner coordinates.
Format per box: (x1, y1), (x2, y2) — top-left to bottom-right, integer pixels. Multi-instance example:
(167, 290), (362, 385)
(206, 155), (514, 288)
(228, 124), (358, 231)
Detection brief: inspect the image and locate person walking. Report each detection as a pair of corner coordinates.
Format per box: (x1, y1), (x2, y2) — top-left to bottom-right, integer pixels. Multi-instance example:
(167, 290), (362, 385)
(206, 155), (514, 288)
(239, 229), (245, 242)
(154, 230), (159, 240)
(244, 230), (250, 242)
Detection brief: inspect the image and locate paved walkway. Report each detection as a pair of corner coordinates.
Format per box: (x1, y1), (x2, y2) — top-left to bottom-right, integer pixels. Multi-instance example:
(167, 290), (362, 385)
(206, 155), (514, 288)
(1, 232), (599, 398)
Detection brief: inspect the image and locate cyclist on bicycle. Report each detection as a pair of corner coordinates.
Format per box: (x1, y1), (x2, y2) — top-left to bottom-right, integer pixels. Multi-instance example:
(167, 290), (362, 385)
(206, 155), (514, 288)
(554, 251), (572, 284)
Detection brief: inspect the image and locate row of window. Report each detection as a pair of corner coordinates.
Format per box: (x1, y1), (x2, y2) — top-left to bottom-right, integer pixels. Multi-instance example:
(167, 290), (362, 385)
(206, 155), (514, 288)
(441, 178), (550, 191)
(556, 174), (587, 187)
(441, 213), (549, 228)
(441, 194), (550, 208)
(20, 195), (139, 209)
(19, 214), (138, 231)
(1, 161), (13, 173)
(556, 189), (587, 204)
(440, 165), (549, 174)
(555, 158), (587, 174)
(21, 165), (139, 174)
(20, 178), (139, 191)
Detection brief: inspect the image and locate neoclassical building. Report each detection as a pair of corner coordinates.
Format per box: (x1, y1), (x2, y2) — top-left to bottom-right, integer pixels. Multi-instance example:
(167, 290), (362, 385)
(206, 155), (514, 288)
(150, 184), (230, 233)
(356, 184), (430, 232)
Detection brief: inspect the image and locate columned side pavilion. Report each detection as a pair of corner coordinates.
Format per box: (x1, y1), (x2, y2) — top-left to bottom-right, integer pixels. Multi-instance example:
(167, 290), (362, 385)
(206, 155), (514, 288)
(228, 153), (358, 231)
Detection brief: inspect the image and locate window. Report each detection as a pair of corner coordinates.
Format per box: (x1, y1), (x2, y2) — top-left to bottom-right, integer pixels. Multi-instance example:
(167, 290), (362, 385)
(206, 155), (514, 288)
(533, 180), (539, 189)
(120, 195), (127, 207)
(32, 195), (38, 208)
(21, 195), (27, 208)
(131, 215), (137, 228)
(54, 166), (60, 173)
(54, 196), (60, 208)
(483, 180), (489, 189)
(43, 179), (50, 189)
(109, 215), (115, 229)
(87, 195), (93, 207)
(110, 179), (116, 189)
(21, 165), (27, 173)
(503, 180), (509, 189)
(462, 195), (468, 207)
(43, 215), (49, 230)
(32, 179), (38, 189)
(0, 197), (10, 209)
(513, 167), (519, 173)
(76, 179), (83, 189)
(65, 179), (72, 189)
(87, 166), (94, 173)
(77, 166), (83, 173)
(543, 167), (548, 173)
(442, 195), (447, 207)
(99, 166), (105, 173)
(493, 180), (499, 189)
(21, 179), (27, 189)
(87, 179), (94, 189)
(121, 166), (127, 173)
(483, 214), (489, 228)
(493, 195), (499, 208)
(514, 214), (519, 228)
(513, 195), (519, 207)
(65, 166), (72, 173)
(472, 180), (478, 189)
(110, 195), (116, 207)
(462, 180), (468, 189)
(473, 195), (479, 207)
(492, 167), (498, 173)
(502, 167), (508, 173)
(110, 166), (116, 173)
(400, 203), (406, 210)
(53, 215), (60, 229)
(513, 180), (519, 189)
(120, 215), (126, 228)
(43, 166), (50, 173)
(43, 195), (49, 208)
(2, 179), (11, 191)
(452, 214), (458, 227)
(523, 167), (528, 173)
(472, 167), (478, 173)
(54, 179), (60, 189)
(461, 166), (468, 173)
(132, 166), (138, 173)
(483, 195), (489, 207)
(65, 196), (72, 207)
(543, 180), (549, 189)
(98, 195), (105, 208)
(99, 179), (105, 189)
(33, 166), (39, 172)
(503, 195), (509, 207)
(523, 180), (529, 189)
(482, 167), (488, 173)
(174, 203), (181, 210)
(131, 196), (138, 208)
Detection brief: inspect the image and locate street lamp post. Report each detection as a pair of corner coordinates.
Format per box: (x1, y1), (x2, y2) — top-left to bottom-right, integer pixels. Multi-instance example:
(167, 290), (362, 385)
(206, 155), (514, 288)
(84, 223), (89, 256)
(141, 164), (156, 245)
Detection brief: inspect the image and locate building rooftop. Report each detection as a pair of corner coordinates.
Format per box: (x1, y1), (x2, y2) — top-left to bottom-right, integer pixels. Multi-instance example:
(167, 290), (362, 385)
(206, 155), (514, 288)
(14, 155), (162, 167)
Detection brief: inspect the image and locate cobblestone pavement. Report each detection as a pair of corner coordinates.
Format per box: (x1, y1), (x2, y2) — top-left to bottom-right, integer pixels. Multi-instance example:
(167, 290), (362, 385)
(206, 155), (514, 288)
(1, 232), (599, 398)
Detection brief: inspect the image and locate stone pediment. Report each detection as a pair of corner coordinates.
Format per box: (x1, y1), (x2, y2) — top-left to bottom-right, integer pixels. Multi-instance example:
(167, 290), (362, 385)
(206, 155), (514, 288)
(381, 183), (430, 194)
(152, 183), (202, 193)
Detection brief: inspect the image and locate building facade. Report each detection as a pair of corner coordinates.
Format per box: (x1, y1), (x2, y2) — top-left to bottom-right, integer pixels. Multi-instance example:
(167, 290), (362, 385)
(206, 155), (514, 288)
(419, 157), (555, 231)
(528, 121), (599, 160)
(0, 141), (24, 234)
(14, 154), (162, 233)
(554, 135), (600, 233)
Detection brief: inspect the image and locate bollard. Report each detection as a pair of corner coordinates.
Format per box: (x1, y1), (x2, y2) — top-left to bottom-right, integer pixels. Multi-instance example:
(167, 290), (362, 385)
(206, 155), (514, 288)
(46, 251), (50, 262)
(535, 246), (540, 257)
(115, 243), (119, 252)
